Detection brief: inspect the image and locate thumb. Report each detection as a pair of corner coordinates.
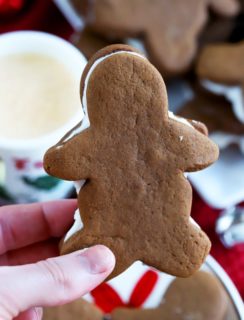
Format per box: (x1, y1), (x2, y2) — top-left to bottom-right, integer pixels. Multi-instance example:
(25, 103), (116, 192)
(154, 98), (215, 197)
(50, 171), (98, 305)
(0, 245), (115, 320)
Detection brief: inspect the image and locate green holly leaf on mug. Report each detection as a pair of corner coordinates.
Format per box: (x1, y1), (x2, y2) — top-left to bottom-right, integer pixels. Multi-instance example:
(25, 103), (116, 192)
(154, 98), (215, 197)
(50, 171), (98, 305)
(0, 185), (13, 201)
(22, 175), (61, 190)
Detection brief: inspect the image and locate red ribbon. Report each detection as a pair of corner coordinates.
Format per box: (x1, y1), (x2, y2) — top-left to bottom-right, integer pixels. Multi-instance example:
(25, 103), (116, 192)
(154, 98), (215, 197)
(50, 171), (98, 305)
(91, 269), (159, 313)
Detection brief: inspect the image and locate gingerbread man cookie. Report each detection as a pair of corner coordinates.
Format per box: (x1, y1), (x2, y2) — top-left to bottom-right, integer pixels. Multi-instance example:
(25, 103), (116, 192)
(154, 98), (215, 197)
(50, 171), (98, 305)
(44, 44), (219, 279)
(179, 88), (244, 153)
(197, 41), (244, 124)
(73, 0), (240, 76)
(111, 271), (228, 320)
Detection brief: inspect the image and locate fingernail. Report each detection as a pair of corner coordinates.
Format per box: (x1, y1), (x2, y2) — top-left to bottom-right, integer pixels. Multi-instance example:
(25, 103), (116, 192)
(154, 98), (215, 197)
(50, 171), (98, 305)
(78, 245), (115, 274)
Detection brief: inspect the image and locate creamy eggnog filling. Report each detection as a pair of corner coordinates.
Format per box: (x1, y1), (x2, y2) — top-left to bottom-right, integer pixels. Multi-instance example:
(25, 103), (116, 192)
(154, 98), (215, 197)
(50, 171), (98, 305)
(0, 53), (81, 139)
(202, 80), (244, 124)
(63, 50), (201, 242)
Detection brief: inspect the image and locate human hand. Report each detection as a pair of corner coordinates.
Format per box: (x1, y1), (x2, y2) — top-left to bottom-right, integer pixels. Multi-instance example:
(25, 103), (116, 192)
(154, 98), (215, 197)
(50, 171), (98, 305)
(0, 200), (115, 320)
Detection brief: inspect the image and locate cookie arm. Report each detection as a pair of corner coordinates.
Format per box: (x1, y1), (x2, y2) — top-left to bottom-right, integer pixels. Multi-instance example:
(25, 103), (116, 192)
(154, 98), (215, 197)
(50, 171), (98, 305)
(44, 134), (91, 181)
(141, 222), (211, 277)
(168, 119), (219, 172)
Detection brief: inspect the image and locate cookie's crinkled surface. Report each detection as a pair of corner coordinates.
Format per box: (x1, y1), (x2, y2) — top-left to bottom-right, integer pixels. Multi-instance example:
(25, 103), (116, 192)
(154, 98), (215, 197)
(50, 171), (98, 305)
(44, 44), (219, 279)
(111, 271), (228, 320)
(76, 0), (240, 75)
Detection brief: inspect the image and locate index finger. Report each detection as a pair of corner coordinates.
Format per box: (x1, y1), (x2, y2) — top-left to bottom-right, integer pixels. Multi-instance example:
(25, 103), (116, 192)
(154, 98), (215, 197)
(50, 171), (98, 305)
(0, 199), (77, 255)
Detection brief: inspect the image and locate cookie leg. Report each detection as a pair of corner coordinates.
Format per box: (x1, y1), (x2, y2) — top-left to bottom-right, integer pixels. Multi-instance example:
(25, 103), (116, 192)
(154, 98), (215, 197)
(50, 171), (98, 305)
(44, 143), (90, 180)
(141, 226), (211, 277)
(61, 231), (135, 279)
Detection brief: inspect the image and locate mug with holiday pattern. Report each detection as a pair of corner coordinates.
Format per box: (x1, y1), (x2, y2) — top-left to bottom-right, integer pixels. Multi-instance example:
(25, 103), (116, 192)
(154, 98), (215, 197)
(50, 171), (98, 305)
(0, 31), (86, 203)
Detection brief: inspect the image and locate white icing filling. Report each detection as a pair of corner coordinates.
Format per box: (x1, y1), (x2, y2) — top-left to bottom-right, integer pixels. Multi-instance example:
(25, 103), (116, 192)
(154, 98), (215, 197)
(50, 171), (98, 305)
(74, 180), (85, 193)
(202, 80), (244, 124)
(64, 180), (85, 243)
(63, 119), (89, 143)
(168, 111), (193, 128)
(190, 217), (200, 229)
(64, 208), (83, 242)
(210, 132), (244, 154)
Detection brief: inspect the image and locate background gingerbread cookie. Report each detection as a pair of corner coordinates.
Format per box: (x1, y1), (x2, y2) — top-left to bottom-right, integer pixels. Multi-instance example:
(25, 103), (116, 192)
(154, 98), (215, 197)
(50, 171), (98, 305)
(72, 27), (117, 60)
(179, 88), (244, 153)
(71, 0), (240, 76)
(44, 44), (219, 279)
(111, 271), (228, 320)
(43, 299), (103, 320)
(197, 41), (244, 124)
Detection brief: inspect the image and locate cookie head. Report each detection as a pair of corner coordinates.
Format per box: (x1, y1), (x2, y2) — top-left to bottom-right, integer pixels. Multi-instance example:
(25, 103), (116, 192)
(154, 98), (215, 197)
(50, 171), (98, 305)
(44, 44), (218, 279)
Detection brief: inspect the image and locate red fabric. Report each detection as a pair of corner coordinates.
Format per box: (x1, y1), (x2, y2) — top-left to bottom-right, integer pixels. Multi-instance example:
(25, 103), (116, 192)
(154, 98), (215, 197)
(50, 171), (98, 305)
(91, 283), (125, 313)
(1, 0), (243, 301)
(0, 0), (26, 18)
(192, 191), (244, 299)
(128, 270), (159, 308)
(91, 270), (159, 313)
(0, 0), (73, 39)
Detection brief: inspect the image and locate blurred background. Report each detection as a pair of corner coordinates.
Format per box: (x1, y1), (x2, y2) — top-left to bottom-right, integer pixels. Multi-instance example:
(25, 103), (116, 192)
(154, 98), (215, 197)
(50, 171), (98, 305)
(0, 0), (244, 318)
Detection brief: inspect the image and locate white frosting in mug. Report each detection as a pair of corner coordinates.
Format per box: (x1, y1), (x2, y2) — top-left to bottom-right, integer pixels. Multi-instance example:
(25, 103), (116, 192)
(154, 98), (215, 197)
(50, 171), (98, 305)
(210, 132), (244, 154)
(202, 80), (244, 124)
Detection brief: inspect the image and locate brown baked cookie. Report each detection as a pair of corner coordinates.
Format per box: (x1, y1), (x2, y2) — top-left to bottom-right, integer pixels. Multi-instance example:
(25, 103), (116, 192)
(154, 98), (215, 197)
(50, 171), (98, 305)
(111, 271), (228, 320)
(196, 41), (244, 125)
(179, 89), (244, 135)
(72, 0), (239, 76)
(72, 28), (117, 60)
(43, 299), (103, 320)
(197, 41), (244, 84)
(44, 44), (219, 279)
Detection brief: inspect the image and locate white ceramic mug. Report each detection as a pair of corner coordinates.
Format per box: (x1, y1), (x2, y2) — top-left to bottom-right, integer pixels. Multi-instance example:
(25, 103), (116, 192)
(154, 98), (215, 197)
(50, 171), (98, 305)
(0, 31), (87, 203)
